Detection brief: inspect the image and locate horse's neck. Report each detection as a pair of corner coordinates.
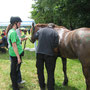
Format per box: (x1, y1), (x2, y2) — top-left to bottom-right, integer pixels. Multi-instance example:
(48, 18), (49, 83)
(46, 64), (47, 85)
(55, 28), (70, 42)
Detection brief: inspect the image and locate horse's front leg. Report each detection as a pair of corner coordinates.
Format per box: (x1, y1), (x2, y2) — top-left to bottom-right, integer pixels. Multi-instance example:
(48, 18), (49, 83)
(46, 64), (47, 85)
(61, 57), (68, 86)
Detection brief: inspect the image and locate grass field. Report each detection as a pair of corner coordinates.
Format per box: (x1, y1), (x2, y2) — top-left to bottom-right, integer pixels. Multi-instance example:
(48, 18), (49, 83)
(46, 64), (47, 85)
(0, 39), (86, 90)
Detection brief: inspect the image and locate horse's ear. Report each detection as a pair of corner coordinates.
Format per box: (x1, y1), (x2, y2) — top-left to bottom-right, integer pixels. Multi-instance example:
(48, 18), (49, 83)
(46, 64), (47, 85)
(32, 23), (34, 27)
(32, 23), (35, 32)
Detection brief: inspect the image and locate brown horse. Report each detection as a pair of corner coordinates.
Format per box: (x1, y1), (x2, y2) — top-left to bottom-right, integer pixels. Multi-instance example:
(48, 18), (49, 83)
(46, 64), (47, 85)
(30, 23), (90, 90)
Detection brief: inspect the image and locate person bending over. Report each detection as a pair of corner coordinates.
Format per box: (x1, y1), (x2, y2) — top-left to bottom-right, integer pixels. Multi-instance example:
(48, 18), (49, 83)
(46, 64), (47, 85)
(33, 23), (59, 90)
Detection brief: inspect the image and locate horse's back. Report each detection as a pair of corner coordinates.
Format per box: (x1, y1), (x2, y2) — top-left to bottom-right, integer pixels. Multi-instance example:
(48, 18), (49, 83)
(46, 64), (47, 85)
(59, 27), (90, 59)
(74, 28), (90, 46)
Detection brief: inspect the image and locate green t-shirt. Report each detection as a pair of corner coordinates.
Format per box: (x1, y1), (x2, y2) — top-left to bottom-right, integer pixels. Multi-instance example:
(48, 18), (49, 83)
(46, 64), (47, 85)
(8, 29), (23, 56)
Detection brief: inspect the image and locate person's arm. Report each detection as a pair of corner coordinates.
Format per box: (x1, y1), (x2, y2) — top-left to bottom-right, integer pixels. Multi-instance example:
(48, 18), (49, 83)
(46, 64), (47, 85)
(0, 37), (4, 43)
(20, 34), (29, 41)
(53, 32), (59, 54)
(21, 37), (27, 41)
(12, 42), (21, 64)
(54, 32), (59, 47)
(0, 39), (3, 43)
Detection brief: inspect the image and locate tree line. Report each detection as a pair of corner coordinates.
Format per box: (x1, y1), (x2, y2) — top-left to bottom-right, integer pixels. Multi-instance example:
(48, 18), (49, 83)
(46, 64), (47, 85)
(31, 0), (90, 29)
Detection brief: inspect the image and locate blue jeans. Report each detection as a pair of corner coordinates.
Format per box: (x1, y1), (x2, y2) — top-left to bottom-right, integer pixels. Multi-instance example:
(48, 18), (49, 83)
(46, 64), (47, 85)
(10, 56), (22, 83)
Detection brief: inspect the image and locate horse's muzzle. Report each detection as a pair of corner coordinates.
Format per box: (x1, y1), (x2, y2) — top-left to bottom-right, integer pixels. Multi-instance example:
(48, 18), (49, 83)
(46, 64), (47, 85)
(30, 39), (34, 43)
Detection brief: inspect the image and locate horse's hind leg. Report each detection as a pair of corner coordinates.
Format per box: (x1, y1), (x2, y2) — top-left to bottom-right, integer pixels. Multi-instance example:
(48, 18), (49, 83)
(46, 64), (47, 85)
(61, 57), (68, 86)
(82, 64), (90, 90)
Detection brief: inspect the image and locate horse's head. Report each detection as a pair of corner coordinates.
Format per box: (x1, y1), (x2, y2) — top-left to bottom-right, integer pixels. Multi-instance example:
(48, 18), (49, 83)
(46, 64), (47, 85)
(30, 23), (48, 43)
(30, 23), (39, 43)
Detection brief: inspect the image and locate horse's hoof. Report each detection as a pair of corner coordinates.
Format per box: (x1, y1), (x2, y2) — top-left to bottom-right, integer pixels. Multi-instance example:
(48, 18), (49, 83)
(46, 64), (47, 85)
(63, 82), (68, 86)
(62, 79), (68, 86)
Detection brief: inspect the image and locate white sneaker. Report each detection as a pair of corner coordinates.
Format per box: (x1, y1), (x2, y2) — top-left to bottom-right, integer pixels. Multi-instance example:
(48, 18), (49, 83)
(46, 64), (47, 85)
(19, 80), (26, 84)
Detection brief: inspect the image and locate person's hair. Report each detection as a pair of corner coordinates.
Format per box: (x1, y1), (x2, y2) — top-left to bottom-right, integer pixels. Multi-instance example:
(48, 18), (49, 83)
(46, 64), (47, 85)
(48, 23), (55, 28)
(6, 24), (13, 36)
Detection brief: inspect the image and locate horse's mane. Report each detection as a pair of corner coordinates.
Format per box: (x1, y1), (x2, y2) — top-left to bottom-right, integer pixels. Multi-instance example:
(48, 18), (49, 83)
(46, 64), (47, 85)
(55, 26), (67, 29)
(36, 23), (67, 30)
(36, 23), (48, 28)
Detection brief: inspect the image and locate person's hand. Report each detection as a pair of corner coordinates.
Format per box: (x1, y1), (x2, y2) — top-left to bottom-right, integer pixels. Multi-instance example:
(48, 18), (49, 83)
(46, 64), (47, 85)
(24, 37), (27, 40)
(54, 47), (59, 56)
(17, 57), (21, 64)
(25, 36), (29, 40)
(26, 36), (29, 38)
(54, 47), (58, 53)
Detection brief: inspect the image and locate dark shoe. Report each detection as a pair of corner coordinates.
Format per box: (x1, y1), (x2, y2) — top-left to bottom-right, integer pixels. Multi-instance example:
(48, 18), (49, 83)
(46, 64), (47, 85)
(40, 86), (46, 90)
(13, 86), (20, 90)
(10, 84), (22, 90)
(18, 84), (24, 88)
(40, 83), (47, 90)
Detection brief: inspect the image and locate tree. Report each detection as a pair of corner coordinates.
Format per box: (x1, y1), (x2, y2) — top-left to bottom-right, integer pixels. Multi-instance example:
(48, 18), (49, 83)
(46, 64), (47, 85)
(31, 0), (90, 29)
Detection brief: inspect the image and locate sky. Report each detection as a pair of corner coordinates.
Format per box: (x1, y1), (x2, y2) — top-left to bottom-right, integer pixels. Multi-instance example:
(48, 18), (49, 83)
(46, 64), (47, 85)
(0, 0), (35, 22)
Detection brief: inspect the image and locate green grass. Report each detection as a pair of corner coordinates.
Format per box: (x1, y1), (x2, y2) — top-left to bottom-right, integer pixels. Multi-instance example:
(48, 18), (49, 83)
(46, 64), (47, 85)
(0, 40), (86, 90)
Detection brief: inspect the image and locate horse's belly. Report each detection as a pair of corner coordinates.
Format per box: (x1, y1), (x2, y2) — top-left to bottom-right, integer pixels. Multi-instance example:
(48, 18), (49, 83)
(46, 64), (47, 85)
(60, 49), (77, 59)
(59, 44), (78, 59)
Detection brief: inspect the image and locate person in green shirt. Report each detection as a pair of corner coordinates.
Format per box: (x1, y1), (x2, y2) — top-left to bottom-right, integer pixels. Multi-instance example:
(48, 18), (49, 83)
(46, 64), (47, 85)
(6, 16), (24, 90)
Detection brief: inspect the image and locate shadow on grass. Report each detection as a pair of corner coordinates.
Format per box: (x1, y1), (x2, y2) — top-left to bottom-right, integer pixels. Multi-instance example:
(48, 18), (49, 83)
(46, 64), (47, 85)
(8, 84), (29, 90)
(22, 84), (79, 90)
(55, 84), (78, 90)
